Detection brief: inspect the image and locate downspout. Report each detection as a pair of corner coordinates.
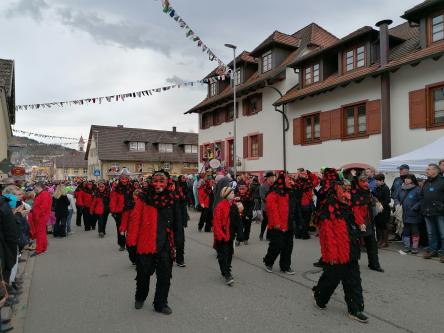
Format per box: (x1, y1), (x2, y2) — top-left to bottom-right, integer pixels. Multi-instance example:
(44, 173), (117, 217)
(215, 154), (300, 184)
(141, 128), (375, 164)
(376, 19), (393, 159)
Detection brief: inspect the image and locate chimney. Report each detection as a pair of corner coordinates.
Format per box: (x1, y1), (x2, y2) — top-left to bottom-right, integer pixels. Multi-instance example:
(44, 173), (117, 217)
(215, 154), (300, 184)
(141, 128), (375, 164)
(172, 126), (177, 133)
(117, 125), (124, 128)
(375, 19), (393, 66)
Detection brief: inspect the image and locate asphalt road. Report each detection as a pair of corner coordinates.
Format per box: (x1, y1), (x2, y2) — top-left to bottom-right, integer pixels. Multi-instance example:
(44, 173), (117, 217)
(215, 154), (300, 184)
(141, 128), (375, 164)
(24, 210), (444, 333)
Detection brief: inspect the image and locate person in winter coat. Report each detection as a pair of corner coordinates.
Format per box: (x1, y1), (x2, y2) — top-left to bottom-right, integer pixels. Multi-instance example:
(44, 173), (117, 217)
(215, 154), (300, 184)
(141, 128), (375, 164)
(236, 181), (254, 245)
(351, 171), (384, 272)
(373, 174), (391, 248)
(397, 174), (422, 254)
(294, 169), (319, 239)
(390, 164), (410, 241)
(420, 163), (444, 261)
(91, 181), (110, 238)
(172, 177), (188, 267)
(74, 182), (85, 227)
(0, 194), (18, 282)
(213, 186), (244, 285)
(110, 175), (134, 251)
(30, 183), (52, 256)
(249, 176), (261, 222)
(82, 182), (95, 231)
(52, 185), (70, 238)
(312, 168), (368, 324)
(198, 177), (214, 232)
(259, 171), (276, 241)
(129, 171), (177, 314)
(263, 172), (302, 275)
(119, 191), (143, 264)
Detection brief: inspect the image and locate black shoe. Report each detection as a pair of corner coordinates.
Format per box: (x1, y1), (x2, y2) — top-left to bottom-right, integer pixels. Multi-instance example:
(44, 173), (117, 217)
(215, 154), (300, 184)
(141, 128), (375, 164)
(99, 232), (104, 238)
(119, 246), (125, 251)
(225, 274), (234, 285)
(154, 305), (172, 315)
(265, 265), (273, 273)
(177, 262), (186, 267)
(313, 260), (325, 268)
(281, 268), (296, 275)
(389, 234), (402, 242)
(312, 290), (326, 310)
(259, 235), (264, 241)
(0, 322), (13, 332)
(369, 266), (384, 273)
(135, 300), (144, 309)
(349, 312), (369, 323)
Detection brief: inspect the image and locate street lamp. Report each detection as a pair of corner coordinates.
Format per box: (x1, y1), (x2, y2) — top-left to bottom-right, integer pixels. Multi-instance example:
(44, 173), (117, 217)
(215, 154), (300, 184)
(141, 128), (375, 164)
(224, 43), (237, 178)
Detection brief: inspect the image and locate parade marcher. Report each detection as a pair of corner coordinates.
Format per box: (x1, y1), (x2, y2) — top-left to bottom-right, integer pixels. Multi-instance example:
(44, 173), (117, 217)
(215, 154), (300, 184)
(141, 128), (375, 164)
(373, 174), (391, 248)
(249, 176), (262, 223)
(236, 181), (253, 245)
(259, 171), (276, 241)
(312, 168), (368, 323)
(131, 171), (177, 314)
(120, 190), (143, 265)
(173, 177), (188, 267)
(351, 171), (384, 272)
(91, 181), (110, 238)
(198, 176), (214, 232)
(263, 172), (302, 274)
(294, 169), (319, 239)
(66, 187), (76, 235)
(110, 174), (134, 251)
(52, 185), (70, 238)
(30, 183), (52, 256)
(213, 186), (244, 285)
(74, 182), (85, 227)
(82, 182), (95, 231)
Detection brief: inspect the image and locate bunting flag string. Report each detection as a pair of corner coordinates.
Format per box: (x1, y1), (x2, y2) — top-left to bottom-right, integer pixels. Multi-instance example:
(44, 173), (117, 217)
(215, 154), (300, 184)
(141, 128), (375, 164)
(12, 129), (82, 141)
(15, 75), (228, 111)
(160, 0), (229, 74)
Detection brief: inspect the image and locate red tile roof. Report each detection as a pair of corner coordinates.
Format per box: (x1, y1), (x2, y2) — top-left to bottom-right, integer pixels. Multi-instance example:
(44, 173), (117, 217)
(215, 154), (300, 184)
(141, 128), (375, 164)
(292, 23), (339, 48)
(250, 31), (300, 56)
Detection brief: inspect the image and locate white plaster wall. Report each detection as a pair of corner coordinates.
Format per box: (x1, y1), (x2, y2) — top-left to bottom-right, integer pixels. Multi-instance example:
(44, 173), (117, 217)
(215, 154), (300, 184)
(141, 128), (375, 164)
(285, 77), (382, 171)
(0, 91), (11, 162)
(390, 56), (444, 156)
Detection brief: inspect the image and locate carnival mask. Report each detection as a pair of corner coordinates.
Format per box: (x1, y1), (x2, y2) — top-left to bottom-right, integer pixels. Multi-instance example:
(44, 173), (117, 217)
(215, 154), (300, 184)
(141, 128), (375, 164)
(152, 174), (167, 193)
(120, 176), (129, 185)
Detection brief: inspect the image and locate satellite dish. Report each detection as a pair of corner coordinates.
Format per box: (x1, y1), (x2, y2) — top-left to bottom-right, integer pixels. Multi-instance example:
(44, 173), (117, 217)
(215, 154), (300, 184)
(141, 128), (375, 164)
(209, 159), (221, 169)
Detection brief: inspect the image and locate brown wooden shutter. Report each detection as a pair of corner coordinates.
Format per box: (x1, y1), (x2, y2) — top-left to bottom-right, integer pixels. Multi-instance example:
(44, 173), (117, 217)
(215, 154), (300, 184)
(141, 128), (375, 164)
(330, 109), (342, 139)
(200, 145), (204, 162)
(243, 136), (249, 158)
(366, 99), (381, 134)
(258, 134), (264, 157)
(320, 111), (331, 141)
(293, 118), (302, 145)
(242, 99), (249, 116)
(409, 88), (427, 129)
(256, 94), (263, 112)
(199, 114), (203, 129)
(218, 141), (224, 162)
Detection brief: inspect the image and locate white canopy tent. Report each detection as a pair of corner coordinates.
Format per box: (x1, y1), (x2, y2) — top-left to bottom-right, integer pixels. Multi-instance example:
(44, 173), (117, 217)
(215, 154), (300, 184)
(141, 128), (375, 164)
(379, 136), (444, 172)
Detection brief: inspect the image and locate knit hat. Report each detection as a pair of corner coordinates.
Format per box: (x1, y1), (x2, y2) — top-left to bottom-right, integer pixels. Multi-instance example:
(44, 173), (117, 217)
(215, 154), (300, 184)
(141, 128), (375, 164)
(220, 186), (233, 199)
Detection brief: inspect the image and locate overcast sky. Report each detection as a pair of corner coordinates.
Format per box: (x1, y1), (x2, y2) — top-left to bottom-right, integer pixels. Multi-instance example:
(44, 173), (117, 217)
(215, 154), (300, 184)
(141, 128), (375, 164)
(0, 0), (420, 146)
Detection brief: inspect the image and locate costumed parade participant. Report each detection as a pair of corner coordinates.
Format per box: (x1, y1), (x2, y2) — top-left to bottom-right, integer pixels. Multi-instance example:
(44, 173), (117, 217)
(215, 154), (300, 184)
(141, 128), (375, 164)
(74, 182), (85, 227)
(294, 169), (319, 239)
(130, 171), (176, 314)
(213, 186), (244, 285)
(30, 183), (52, 256)
(236, 181), (254, 245)
(91, 181), (110, 238)
(312, 168), (368, 323)
(197, 175), (214, 232)
(82, 181), (95, 231)
(259, 171), (276, 241)
(263, 172), (301, 274)
(110, 174), (134, 251)
(173, 176), (188, 267)
(120, 190), (143, 265)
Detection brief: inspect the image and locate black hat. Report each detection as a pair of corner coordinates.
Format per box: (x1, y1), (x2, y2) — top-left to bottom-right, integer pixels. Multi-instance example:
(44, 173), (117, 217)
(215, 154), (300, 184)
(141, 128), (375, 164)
(398, 164), (410, 170)
(264, 171), (275, 178)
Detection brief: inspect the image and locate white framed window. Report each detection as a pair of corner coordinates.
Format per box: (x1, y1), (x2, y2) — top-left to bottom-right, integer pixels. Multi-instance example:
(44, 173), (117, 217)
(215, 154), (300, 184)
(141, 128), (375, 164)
(83, 168), (87, 175)
(129, 142), (145, 151)
(234, 68), (241, 86)
(184, 162), (198, 168)
(431, 14), (444, 42)
(162, 162), (171, 170)
(159, 143), (173, 153)
(210, 82), (217, 97)
(184, 144), (198, 153)
(262, 51), (272, 73)
(73, 168), (79, 174)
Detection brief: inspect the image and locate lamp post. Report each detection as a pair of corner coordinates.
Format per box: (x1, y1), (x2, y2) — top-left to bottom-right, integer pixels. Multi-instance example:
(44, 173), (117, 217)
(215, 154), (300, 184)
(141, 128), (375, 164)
(224, 43), (237, 178)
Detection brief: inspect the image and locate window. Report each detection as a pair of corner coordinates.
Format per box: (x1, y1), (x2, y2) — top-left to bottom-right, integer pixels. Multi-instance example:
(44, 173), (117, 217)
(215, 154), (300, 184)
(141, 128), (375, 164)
(243, 94), (262, 116)
(344, 45), (365, 72)
(303, 113), (321, 143)
(234, 68), (241, 86)
(250, 135), (259, 157)
(262, 51), (272, 73)
(304, 63), (320, 86)
(227, 105), (234, 121)
(161, 162), (170, 170)
(431, 13), (444, 43)
(73, 168), (79, 174)
(227, 140), (234, 167)
(159, 143), (173, 153)
(183, 162), (198, 168)
(210, 82), (217, 97)
(202, 113), (212, 128)
(184, 144), (198, 153)
(343, 104), (367, 137)
(129, 142), (145, 151)
(431, 84), (444, 125)
(83, 168), (87, 175)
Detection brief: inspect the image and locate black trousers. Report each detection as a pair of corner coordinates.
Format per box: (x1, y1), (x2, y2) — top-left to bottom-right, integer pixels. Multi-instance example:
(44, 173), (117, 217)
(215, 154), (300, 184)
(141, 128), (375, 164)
(90, 214), (98, 230)
(135, 250), (173, 310)
(313, 261), (364, 315)
(113, 213), (126, 247)
(75, 205), (83, 226)
(263, 230), (293, 270)
(296, 206), (312, 239)
(215, 240), (234, 277)
(260, 211), (269, 239)
(97, 213), (109, 234)
(363, 233), (381, 269)
(242, 218), (252, 241)
(54, 216), (67, 237)
(174, 226), (185, 264)
(198, 208), (212, 232)
(83, 209), (93, 231)
(127, 245), (137, 264)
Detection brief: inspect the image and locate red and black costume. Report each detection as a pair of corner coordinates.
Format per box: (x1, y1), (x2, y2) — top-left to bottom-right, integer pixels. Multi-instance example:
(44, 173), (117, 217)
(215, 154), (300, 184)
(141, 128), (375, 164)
(30, 190), (52, 254)
(119, 193), (143, 264)
(263, 172), (302, 273)
(312, 169), (365, 316)
(129, 171), (177, 314)
(236, 182), (254, 243)
(294, 170), (319, 239)
(82, 182), (95, 231)
(74, 182), (85, 227)
(198, 178), (214, 232)
(173, 176), (189, 266)
(91, 182), (110, 236)
(213, 195), (243, 281)
(110, 177), (134, 250)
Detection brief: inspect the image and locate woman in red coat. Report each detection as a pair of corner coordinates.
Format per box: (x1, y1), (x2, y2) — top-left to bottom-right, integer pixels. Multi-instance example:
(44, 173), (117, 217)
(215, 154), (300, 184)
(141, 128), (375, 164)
(119, 191), (143, 264)
(91, 181), (110, 238)
(74, 182), (85, 227)
(82, 182), (95, 231)
(30, 183), (52, 256)
(197, 177), (214, 232)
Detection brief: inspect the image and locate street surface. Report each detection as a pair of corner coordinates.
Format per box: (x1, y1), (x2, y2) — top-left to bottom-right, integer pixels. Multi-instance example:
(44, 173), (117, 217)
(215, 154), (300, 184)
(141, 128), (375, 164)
(24, 210), (444, 333)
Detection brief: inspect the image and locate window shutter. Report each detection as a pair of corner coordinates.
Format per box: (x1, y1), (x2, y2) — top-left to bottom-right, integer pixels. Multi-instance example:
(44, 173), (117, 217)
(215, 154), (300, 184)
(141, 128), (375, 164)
(320, 112), (331, 141)
(293, 117), (302, 145)
(330, 109), (342, 139)
(218, 141), (224, 162)
(258, 134), (264, 157)
(256, 94), (263, 112)
(200, 145), (204, 162)
(242, 99), (249, 116)
(366, 99), (381, 134)
(243, 136), (249, 158)
(208, 113), (213, 127)
(199, 114), (203, 129)
(409, 89), (427, 129)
